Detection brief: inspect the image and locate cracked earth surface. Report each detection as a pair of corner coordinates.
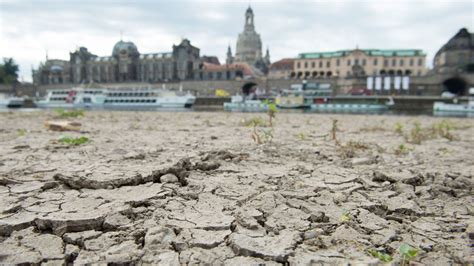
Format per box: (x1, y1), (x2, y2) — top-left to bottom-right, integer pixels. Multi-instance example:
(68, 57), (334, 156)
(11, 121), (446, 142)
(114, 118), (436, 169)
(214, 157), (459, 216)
(0, 110), (473, 265)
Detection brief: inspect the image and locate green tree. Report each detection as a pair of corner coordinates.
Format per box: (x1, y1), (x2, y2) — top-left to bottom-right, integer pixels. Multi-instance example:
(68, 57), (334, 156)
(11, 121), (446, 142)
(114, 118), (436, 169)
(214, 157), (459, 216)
(0, 58), (19, 84)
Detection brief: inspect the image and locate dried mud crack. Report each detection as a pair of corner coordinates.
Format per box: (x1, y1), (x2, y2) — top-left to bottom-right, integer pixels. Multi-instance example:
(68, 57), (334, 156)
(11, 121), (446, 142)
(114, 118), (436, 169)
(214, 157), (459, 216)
(0, 111), (473, 265)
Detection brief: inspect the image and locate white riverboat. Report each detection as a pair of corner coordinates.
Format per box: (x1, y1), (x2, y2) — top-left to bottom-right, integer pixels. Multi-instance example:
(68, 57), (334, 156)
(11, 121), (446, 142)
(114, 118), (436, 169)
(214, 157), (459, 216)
(36, 87), (196, 109)
(310, 102), (389, 111)
(224, 95), (269, 112)
(310, 97), (394, 112)
(433, 88), (474, 113)
(0, 97), (25, 108)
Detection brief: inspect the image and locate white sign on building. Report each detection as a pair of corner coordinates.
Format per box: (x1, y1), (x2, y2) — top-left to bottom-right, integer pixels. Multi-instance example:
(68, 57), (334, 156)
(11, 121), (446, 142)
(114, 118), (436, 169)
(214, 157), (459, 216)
(384, 76), (391, 90)
(394, 76), (401, 90)
(375, 77), (382, 91)
(402, 76), (410, 90)
(367, 77), (373, 90)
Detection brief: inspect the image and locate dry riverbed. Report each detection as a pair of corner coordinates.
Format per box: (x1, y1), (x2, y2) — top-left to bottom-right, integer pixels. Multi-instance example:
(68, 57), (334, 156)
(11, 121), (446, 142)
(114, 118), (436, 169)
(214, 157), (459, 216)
(0, 110), (473, 265)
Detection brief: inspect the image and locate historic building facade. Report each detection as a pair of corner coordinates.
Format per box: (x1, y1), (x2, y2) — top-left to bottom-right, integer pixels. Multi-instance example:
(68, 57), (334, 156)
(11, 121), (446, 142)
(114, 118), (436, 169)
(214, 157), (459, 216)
(432, 28), (474, 75)
(268, 58), (294, 79)
(226, 6), (270, 75)
(33, 39), (206, 85)
(293, 49), (428, 79)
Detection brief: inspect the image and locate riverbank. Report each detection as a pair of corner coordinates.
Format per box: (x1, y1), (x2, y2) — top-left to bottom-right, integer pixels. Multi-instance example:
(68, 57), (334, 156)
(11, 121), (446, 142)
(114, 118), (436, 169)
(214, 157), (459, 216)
(0, 110), (473, 264)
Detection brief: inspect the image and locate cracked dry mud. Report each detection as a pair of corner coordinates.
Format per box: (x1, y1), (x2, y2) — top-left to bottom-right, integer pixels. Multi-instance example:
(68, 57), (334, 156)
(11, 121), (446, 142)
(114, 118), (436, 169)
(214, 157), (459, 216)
(0, 110), (473, 265)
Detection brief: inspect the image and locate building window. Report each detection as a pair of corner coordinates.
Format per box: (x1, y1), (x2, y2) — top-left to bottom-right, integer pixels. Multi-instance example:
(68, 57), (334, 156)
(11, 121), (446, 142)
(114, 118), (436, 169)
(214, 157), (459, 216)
(409, 58), (414, 66)
(418, 58), (423, 66)
(304, 62), (308, 68)
(319, 61), (322, 68)
(417, 70), (421, 76)
(297, 62), (300, 68)
(392, 59), (396, 66)
(347, 59), (351, 66)
(373, 59), (378, 66)
(311, 62), (315, 68)
(400, 59), (404, 66)
(384, 59), (388, 67)
(326, 61), (330, 68)
(362, 59), (366, 66)
(355, 59), (359, 65)
(336, 59), (340, 66)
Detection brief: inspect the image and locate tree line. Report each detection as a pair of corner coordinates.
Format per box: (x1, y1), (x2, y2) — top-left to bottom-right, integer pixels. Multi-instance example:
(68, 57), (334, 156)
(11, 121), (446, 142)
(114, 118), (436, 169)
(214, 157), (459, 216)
(0, 58), (19, 84)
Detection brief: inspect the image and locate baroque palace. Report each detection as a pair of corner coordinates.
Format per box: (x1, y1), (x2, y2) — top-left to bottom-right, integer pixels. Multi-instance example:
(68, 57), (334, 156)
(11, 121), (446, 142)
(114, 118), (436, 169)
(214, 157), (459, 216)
(33, 39), (217, 85)
(33, 6), (270, 86)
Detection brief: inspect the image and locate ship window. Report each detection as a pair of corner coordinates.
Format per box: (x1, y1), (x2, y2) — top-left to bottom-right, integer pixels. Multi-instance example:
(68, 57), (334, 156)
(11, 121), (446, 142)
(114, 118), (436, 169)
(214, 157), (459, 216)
(152, 99), (157, 103)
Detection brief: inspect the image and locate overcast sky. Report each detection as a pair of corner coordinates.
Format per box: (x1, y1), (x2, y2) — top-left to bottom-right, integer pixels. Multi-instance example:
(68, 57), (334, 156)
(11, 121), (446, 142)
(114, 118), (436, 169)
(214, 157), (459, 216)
(0, 0), (472, 82)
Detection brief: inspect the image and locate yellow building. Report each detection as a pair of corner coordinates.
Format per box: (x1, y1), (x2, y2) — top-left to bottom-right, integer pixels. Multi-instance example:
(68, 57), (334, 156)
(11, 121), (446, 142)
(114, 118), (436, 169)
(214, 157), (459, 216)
(293, 49), (428, 79)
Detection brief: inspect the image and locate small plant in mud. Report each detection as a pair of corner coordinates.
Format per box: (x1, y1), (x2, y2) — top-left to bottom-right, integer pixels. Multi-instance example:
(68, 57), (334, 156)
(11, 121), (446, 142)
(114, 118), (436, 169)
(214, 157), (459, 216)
(394, 122), (404, 135)
(17, 128), (26, 137)
(394, 143), (412, 155)
(297, 132), (306, 141)
(405, 121), (426, 144)
(263, 100), (277, 127)
(340, 210), (351, 223)
(55, 108), (84, 118)
(367, 248), (393, 263)
(431, 120), (456, 141)
(58, 136), (89, 145)
(399, 243), (419, 266)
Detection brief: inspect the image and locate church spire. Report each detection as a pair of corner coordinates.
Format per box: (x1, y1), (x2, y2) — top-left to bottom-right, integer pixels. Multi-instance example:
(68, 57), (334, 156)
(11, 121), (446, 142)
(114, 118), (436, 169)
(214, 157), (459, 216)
(264, 47), (270, 65)
(244, 5), (255, 31)
(226, 45), (234, 64)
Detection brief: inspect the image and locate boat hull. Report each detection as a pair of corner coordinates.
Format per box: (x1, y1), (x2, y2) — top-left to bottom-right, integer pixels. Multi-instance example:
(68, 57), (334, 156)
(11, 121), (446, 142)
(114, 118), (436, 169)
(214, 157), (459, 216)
(224, 101), (269, 112)
(433, 102), (474, 113)
(310, 103), (389, 111)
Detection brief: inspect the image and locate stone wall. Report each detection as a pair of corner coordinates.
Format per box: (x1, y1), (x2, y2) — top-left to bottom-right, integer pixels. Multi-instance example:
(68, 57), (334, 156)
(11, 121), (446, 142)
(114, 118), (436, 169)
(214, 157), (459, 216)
(32, 72), (474, 97)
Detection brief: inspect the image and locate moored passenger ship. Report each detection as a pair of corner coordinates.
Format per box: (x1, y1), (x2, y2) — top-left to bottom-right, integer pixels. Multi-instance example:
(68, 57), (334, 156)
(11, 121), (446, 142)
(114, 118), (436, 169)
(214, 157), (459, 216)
(36, 87), (196, 109)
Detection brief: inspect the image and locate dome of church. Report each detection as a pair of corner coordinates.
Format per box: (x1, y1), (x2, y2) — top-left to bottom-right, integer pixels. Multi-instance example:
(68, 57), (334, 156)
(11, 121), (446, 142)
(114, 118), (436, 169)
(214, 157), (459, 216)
(112, 40), (139, 57)
(435, 28), (473, 57)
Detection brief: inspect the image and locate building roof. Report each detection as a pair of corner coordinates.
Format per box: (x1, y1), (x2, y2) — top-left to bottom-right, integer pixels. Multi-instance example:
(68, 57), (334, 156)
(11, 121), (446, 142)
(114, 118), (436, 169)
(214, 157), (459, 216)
(112, 40), (139, 57)
(298, 49), (426, 59)
(435, 28), (474, 58)
(201, 62), (254, 76)
(269, 58), (294, 70)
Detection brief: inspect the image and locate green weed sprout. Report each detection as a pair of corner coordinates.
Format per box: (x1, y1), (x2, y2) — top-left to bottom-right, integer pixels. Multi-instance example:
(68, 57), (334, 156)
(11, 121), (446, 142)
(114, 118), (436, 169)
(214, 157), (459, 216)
(367, 249), (393, 263)
(395, 143), (410, 155)
(58, 136), (89, 145)
(17, 129), (26, 137)
(399, 243), (419, 265)
(297, 132), (306, 141)
(340, 210), (350, 223)
(395, 122), (404, 135)
(56, 108), (84, 118)
(262, 100), (277, 126)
